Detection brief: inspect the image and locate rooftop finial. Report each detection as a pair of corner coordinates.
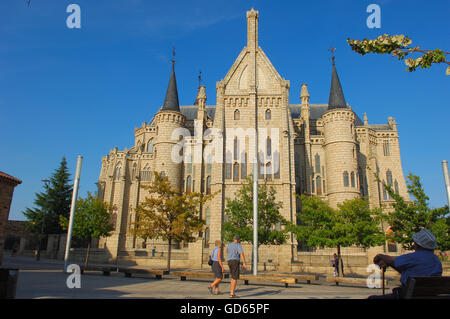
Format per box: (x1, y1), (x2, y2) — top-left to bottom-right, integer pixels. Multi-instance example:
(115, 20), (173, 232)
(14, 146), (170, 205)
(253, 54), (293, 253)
(172, 46), (176, 65)
(198, 70), (202, 88)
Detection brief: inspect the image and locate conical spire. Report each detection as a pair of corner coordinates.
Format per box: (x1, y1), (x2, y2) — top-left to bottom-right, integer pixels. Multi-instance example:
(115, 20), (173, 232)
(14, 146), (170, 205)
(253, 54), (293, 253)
(161, 60), (180, 112)
(328, 57), (347, 110)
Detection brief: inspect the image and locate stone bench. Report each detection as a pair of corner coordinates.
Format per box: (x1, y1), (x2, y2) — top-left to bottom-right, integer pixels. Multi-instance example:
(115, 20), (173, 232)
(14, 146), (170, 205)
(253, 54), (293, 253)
(118, 267), (169, 279)
(326, 276), (388, 288)
(80, 265), (118, 276)
(240, 275), (296, 288)
(261, 273), (319, 284)
(171, 271), (230, 281)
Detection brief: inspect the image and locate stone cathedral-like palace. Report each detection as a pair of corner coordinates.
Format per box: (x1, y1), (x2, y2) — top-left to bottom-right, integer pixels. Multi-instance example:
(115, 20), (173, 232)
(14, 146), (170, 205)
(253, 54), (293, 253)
(96, 9), (408, 270)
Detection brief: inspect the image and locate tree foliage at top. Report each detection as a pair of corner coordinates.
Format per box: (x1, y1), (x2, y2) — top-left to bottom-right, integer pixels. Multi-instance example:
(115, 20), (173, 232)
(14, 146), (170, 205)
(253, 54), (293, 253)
(347, 34), (450, 75)
(60, 192), (114, 267)
(23, 157), (73, 235)
(60, 192), (114, 242)
(132, 172), (216, 271)
(223, 177), (289, 245)
(292, 195), (385, 250)
(379, 173), (450, 251)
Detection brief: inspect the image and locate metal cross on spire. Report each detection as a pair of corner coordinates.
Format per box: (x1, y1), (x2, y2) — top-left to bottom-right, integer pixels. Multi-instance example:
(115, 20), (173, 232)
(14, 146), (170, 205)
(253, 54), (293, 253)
(172, 46), (176, 65)
(198, 70), (202, 87)
(328, 46), (336, 64)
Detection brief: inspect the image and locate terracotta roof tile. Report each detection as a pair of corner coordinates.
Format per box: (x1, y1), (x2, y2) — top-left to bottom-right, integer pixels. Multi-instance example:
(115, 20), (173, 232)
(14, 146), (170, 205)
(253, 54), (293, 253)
(0, 171), (22, 185)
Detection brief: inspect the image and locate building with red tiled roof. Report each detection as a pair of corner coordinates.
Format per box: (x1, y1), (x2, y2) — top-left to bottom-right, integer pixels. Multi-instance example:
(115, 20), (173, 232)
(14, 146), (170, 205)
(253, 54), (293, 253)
(0, 171), (22, 265)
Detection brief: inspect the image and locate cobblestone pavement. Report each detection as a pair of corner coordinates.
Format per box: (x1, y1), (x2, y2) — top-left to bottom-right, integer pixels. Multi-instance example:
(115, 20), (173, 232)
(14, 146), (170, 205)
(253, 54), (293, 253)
(2, 256), (385, 299)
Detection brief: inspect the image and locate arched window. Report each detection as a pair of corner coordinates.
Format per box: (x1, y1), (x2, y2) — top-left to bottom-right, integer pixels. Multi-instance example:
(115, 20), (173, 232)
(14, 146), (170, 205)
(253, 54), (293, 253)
(206, 155), (212, 174)
(161, 171), (165, 179)
(273, 151), (280, 179)
(382, 181), (388, 200)
(394, 179), (399, 195)
(241, 152), (247, 178)
(206, 176), (211, 195)
(311, 178), (315, 193)
(386, 170), (393, 199)
(147, 138), (154, 153)
(266, 136), (272, 157)
(343, 171), (349, 187)
(114, 162), (122, 180)
(386, 170), (393, 186)
(225, 151), (232, 179)
(316, 176), (322, 195)
(186, 176), (192, 193)
(266, 162), (272, 180)
(383, 140), (390, 156)
(314, 154), (320, 174)
(233, 137), (239, 161)
(233, 163), (239, 181)
(186, 155), (192, 174)
(234, 109), (240, 120)
(295, 176), (301, 194)
(132, 163), (137, 180)
(141, 164), (151, 181)
(351, 172), (355, 188)
(265, 109), (271, 120)
(205, 208), (211, 225)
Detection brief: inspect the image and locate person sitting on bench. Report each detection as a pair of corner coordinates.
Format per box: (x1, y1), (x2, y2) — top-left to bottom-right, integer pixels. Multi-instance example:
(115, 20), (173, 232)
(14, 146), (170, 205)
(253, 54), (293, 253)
(368, 228), (442, 299)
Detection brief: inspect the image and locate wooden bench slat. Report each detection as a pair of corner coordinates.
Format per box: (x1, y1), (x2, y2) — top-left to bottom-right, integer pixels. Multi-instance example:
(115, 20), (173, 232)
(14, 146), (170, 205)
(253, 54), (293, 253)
(240, 275), (296, 287)
(326, 276), (388, 287)
(405, 276), (450, 299)
(171, 271), (230, 279)
(409, 287), (450, 296)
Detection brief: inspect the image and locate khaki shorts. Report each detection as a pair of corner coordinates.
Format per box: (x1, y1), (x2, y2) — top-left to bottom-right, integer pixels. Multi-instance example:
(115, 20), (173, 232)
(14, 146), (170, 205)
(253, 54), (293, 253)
(228, 260), (240, 280)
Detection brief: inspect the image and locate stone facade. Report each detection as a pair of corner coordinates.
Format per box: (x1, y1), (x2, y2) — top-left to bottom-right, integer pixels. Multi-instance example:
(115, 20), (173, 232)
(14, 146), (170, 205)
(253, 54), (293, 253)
(0, 171), (22, 265)
(96, 9), (409, 269)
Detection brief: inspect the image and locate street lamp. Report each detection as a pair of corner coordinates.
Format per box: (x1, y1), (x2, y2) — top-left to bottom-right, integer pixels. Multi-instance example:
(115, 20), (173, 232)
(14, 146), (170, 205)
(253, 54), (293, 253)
(36, 178), (50, 261)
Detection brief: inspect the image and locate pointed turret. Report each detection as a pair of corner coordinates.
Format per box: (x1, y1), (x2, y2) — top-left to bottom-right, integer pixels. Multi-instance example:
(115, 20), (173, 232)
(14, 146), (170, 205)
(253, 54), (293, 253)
(161, 60), (180, 112)
(300, 83), (310, 105)
(328, 57), (347, 110)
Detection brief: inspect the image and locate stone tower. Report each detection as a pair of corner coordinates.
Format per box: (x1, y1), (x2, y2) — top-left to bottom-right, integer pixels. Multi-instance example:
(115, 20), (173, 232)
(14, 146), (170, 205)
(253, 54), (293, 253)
(323, 58), (360, 208)
(152, 60), (185, 191)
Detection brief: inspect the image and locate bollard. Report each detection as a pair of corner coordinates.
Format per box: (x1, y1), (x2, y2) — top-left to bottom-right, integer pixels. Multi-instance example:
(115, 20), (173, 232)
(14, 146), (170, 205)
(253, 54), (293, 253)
(0, 268), (19, 299)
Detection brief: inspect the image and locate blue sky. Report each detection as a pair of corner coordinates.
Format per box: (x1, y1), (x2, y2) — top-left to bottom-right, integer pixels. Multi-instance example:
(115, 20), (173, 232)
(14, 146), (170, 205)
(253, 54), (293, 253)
(1, 0), (449, 221)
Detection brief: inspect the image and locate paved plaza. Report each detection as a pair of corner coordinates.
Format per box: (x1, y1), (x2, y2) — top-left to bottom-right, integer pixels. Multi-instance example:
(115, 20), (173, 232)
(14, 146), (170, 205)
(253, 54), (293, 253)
(0, 256), (389, 299)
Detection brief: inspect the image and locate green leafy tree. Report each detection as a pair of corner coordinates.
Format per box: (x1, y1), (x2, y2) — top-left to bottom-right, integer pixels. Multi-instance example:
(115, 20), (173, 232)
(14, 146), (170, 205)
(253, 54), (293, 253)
(223, 177), (290, 255)
(347, 34), (450, 75)
(132, 172), (215, 272)
(60, 192), (114, 268)
(379, 173), (450, 251)
(24, 157), (73, 235)
(292, 195), (385, 277)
